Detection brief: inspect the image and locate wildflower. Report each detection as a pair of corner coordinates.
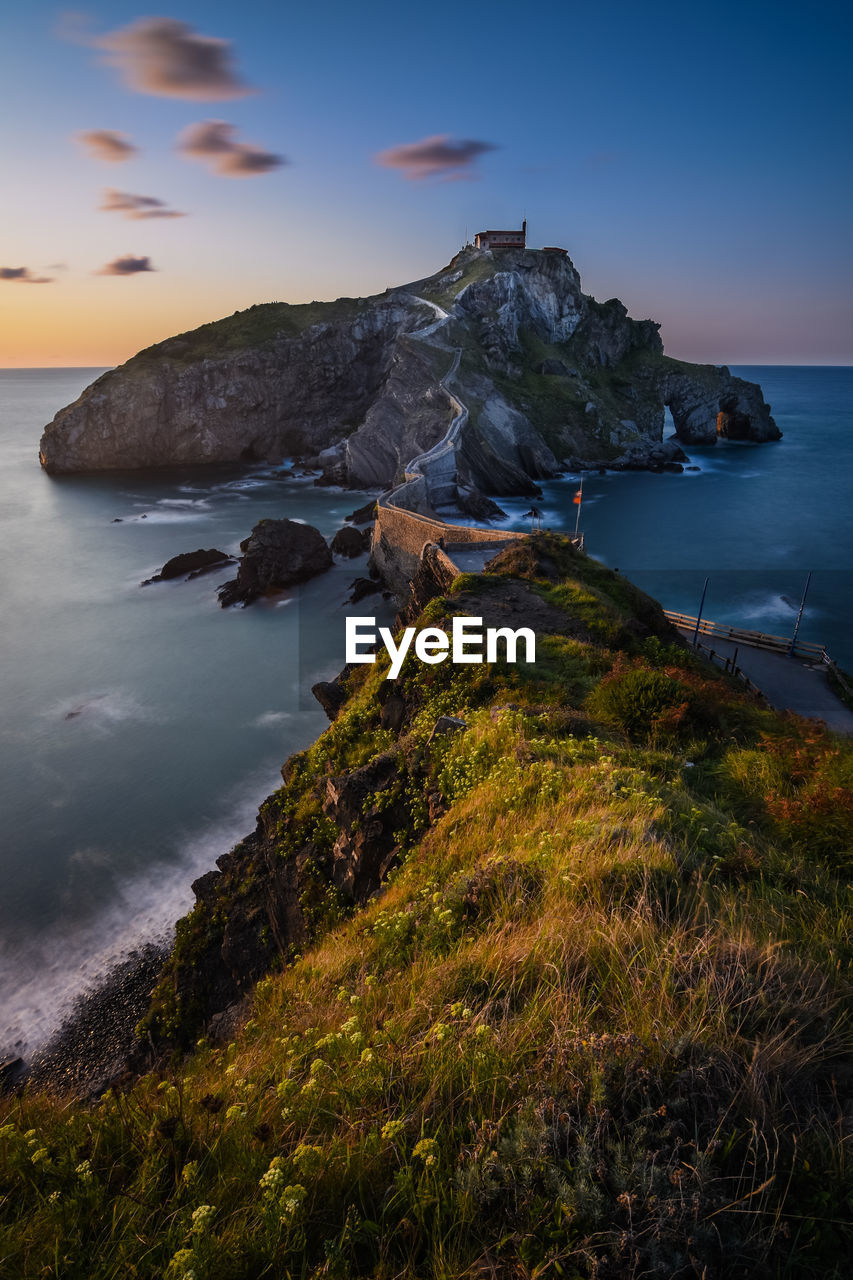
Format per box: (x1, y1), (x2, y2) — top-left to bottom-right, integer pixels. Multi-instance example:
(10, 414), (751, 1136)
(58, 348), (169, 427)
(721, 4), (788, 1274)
(276, 1079), (297, 1100)
(433, 1022), (450, 1042)
(0, 1125), (16, 1140)
(191, 1204), (216, 1234)
(75, 1159), (94, 1182)
(293, 1143), (324, 1174)
(381, 1119), (405, 1141)
(364, 974), (377, 987)
(309, 1058), (327, 1078)
(360, 1048), (375, 1064)
(413, 1137), (439, 1167)
(259, 1157), (287, 1196)
(474, 1023), (492, 1039)
(181, 1161), (198, 1185)
(167, 1247), (196, 1278)
(278, 1183), (306, 1223)
(30, 1147), (50, 1166)
(225, 1105), (245, 1122)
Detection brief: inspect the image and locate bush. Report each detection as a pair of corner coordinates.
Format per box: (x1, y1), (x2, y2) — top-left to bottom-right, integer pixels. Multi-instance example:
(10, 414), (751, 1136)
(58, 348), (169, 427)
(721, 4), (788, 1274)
(587, 660), (696, 744)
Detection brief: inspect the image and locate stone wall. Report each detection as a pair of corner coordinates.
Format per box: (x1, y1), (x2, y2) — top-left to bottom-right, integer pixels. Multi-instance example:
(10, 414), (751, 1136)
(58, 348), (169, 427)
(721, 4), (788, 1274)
(371, 498), (528, 599)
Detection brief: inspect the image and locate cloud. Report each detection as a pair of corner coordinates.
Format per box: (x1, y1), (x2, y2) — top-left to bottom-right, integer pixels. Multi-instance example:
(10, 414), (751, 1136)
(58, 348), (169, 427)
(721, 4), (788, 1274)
(96, 255), (156, 276)
(0, 266), (54, 284)
(100, 188), (186, 219)
(374, 134), (498, 181)
(76, 129), (138, 162)
(178, 120), (284, 177)
(95, 17), (252, 100)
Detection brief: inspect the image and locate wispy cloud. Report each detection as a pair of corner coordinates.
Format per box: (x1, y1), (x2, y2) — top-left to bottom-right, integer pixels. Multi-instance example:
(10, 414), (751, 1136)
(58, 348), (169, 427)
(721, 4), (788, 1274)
(374, 134), (498, 181)
(178, 120), (284, 177)
(77, 129), (138, 163)
(0, 266), (54, 284)
(96, 255), (156, 276)
(95, 17), (252, 100)
(99, 188), (186, 220)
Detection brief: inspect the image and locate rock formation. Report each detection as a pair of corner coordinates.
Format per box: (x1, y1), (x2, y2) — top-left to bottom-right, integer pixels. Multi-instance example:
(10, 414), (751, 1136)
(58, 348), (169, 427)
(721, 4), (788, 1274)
(40, 247), (780, 493)
(218, 518), (332, 607)
(141, 547), (232, 585)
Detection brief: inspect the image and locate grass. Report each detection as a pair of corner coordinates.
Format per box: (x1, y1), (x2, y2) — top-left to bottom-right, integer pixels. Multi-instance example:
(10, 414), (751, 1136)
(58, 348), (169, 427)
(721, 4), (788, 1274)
(108, 296), (378, 379)
(2, 537), (853, 1279)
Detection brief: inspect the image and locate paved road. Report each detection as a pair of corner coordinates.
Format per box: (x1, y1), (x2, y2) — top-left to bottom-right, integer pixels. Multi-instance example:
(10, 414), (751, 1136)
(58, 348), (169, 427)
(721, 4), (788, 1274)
(676, 628), (853, 734)
(447, 547), (502, 575)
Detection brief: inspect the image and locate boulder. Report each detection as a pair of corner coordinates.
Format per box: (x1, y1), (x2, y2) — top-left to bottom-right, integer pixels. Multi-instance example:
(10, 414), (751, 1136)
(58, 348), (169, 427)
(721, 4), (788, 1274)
(456, 485), (507, 521)
(312, 677), (348, 721)
(142, 547), (232, 585)
(218, 519), (332, 608)
(331, 525), (368, 557)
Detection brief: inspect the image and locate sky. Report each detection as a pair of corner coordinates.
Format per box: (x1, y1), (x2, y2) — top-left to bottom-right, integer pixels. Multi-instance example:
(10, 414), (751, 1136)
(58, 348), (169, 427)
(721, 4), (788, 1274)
(1, 1), (851, 367)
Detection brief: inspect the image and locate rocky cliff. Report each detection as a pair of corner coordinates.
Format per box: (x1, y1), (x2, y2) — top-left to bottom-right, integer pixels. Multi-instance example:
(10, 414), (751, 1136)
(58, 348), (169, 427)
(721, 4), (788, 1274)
(39, 247), (780, 492)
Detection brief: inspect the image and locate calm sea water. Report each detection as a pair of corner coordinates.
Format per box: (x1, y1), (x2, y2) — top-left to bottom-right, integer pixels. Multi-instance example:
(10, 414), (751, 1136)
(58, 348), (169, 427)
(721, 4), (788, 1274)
(1, 365), (850, 1055)
(0, 368), (388, 1056)
(496, 367), (853, 669)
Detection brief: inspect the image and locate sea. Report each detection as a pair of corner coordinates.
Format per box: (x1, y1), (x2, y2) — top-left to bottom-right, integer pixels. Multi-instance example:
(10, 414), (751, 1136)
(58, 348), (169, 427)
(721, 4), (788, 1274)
(1, 365), (851, 1057)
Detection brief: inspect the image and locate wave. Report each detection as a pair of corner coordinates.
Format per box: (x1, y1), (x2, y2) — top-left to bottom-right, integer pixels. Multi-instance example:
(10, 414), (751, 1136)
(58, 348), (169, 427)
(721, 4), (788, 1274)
(44, 688), (166, 731)
(734, 591), (804, 623)
(0, 766), (279, 1059)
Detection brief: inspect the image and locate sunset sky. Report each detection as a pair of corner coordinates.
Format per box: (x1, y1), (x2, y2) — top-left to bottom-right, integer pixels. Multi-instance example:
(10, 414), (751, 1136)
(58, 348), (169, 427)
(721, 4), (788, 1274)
(2, 1), (851, 367)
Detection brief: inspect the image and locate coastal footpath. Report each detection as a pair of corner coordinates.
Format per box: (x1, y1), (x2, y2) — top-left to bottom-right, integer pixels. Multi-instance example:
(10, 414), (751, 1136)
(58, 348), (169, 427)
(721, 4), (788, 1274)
(39, 246), (780, 502)
(4, 535), (852, 1279)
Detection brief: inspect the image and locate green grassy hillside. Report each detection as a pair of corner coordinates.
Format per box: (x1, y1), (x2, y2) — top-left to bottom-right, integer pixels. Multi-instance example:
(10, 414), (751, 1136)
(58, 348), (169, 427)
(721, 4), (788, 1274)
(2, 538), (852, 1279)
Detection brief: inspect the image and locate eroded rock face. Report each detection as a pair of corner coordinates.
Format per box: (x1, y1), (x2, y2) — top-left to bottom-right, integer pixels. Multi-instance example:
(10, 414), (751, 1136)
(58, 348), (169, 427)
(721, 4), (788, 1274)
(39, 298), (434, 474)
(39, 247), (780, 491)
(218, 518), (332, 607)
(662, 367), (780, 445)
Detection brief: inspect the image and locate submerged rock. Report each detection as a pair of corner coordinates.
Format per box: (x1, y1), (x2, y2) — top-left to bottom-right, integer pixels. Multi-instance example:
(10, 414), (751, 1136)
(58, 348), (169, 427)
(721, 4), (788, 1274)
(348, 576), (381, 604)
(218, 519), (332, 607)
(142, 547), (233, 585)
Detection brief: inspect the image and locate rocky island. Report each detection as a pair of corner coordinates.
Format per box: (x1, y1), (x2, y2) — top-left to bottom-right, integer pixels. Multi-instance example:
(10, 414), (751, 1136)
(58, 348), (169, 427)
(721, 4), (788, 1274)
(39, 245), (780, 504)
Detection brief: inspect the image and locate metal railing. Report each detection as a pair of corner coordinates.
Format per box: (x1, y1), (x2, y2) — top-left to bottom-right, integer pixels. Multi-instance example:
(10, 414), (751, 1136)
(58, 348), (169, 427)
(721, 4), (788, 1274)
(663, 610), (827, 660)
